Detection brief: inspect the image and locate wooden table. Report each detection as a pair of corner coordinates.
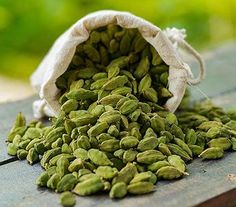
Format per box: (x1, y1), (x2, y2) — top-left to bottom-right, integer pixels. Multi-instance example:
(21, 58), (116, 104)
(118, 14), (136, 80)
(1, 43), (236, 207)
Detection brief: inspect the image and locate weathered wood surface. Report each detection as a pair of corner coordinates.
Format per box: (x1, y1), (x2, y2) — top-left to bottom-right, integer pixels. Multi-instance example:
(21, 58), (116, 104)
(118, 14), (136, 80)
(1, 43), (236, 207)
(1, 153), (236, 207)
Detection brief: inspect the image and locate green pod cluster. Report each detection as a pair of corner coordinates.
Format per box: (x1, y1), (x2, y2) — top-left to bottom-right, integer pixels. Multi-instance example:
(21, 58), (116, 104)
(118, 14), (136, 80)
(6, 24), (236, 207)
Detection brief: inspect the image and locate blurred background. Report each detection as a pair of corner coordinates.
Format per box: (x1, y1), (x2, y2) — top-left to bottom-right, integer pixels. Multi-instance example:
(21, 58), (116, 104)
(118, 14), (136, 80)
(0, 0), (236, 102)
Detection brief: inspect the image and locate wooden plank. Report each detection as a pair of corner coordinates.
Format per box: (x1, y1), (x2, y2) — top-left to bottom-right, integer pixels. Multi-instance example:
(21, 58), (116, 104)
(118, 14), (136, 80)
(0, 97), (37, 162)
(189, 42), (236, 100)
(211, 91), (236, 109)
(198, 188), (236, 207)
(1, 152), (236, 207)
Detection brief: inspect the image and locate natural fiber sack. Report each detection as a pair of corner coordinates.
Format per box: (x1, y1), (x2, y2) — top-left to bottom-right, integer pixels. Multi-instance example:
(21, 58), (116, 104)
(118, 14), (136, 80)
(31, 10), (205, 118)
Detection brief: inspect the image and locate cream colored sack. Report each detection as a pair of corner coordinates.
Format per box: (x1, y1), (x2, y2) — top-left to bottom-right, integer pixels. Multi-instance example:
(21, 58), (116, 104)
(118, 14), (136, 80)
(31, 10), (205, 118)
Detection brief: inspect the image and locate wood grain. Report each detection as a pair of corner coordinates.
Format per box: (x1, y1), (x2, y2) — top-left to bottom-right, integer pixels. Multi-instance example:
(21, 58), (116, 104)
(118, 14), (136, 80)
(1, 152), (236, 207)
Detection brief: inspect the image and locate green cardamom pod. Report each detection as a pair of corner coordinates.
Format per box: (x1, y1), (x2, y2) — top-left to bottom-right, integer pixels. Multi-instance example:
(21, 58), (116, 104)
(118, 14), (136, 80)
(16, 149), (28, 160)
(99, 94), (124, 107)
(26, 148), (39, 165)
(167, 155), (187, 173)
(127, 181), (154, 194)
(109, 182), (127, 199)
(56, 156), (69, 177)
(66, 88), (97, 101)
(68, 158), (84, 172)
(102, 75), (128, 90)
(59, 191), (76, 207)
(74, 176), (104, 196)
(107, 125), (119, 137)
(119, 100), (139, 115)
(130, 171), (157, 184)
(185, 129), (197, 145)
(87, 122), (109, 137)
(61, 99), (78, 113)
(188, 144), (204, 156)
(90, 78), (108, 90)
(36, 171), (50, 187)
(98, 110), (121, 124)
(73, 148), (88, 161)
(207, 137), (231, 150)
(158, 143), (172, 156)
(137, 150), (166, 164)
(71, 114), (96, 127)
(122, 149), (138, 163)
(199, 147), (224, 160)
(7, 143), (18, 156)
(150, 46), (162, 66)
(120, 136), (139, 149)
(99, 139), (120, 152)
(120, 31), (131, 55)
(88, 149), (113, 166)
(112, 163), (137, 185)
(167, 143), (192, 162)
(111, 87), (132, 96)
(138, 74), (152, 94)
(77, 135), (91, 150)
(95, 166), (118, 179)
(143, 88), (158, 103)
(40, 147), (61, 168)
(147, 160), (170, 172)
(137, 137), (159, 152)
(151, 115), (165, 133)
(47, 173), (61, 190)
(156, 166), (184, 180)
(57, 173), (78, 193)
(83, 44), (100, 63)
(170, 124), (185, 140)
(174, 137), (192, 157)
(197, 121), (222, 131)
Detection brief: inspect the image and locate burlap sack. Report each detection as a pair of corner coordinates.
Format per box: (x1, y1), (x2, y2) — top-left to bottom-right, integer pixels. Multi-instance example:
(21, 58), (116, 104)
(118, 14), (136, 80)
(31, 10), (205, 118)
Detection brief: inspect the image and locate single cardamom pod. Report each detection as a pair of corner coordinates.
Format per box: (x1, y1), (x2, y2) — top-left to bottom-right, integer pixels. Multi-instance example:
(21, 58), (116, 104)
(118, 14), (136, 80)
(167, 155), (187, 173)
(130, 171), (157, 184)
(109, 182), (127, 199)
(199, 147), (224, 160)
(102, 75), (128, 90)
(137, 150), (166, 164)
(95, 166), (118, 179)
(137, 137), (159, 152)
(156, 166), (184, 180)
(57, 173), (78, 193)
(47, 173), (61, 190)
(87, 122), (109, 137)
(127, 181), (154, 194)
(120, 136), (139, 149)
(207, 137), (231, 150)
(88, 149), (113, 166)
(112, 163), (137, 185)
(119, 100), (139, 115)
(59, 191), (76, 207)
(73, 176), (104, 196)
(143, 88), (158, 103)
(36, 171), (50, 187)
(147, 160), (170, 172)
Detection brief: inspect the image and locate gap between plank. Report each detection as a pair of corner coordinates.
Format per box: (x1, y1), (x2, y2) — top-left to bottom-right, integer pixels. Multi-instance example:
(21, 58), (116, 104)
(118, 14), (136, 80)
(0, 157), (18, 166)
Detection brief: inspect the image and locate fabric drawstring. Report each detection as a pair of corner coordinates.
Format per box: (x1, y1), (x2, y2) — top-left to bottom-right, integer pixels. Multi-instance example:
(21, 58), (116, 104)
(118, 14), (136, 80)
(164, 27), (206, 85)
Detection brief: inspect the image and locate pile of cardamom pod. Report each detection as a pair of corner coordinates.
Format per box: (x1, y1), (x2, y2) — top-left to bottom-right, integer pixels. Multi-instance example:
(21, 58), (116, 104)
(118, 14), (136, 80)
(6, 24), (236, 207)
